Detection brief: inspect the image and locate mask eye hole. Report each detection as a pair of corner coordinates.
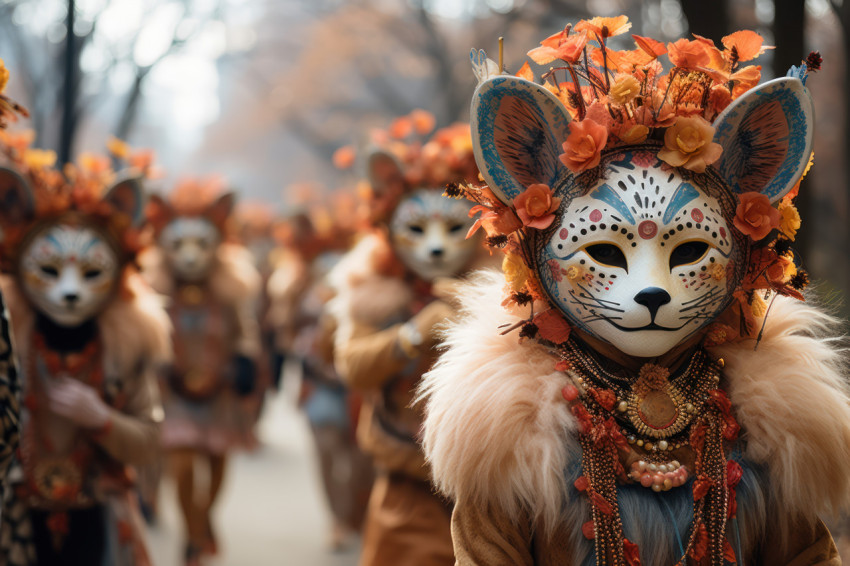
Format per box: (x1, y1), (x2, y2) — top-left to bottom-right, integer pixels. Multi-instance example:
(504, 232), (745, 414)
(585, 243), (628, 271)
(409, 225), (425, 234)
(40, 265), (59, 277)
(448, 223), (465, 234)
(84, 269), (102, 280)
(670, 241), (710, 268)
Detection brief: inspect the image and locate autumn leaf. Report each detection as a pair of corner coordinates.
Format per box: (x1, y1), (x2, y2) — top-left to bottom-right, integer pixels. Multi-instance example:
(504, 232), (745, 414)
(533, 308), (572, 344)
(721, 30), (773, 62)
(516, 61), (534, 82)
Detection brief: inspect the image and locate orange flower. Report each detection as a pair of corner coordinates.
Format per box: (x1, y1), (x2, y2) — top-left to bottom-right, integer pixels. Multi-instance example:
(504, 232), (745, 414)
(107, 136), (130, 160)
(468, 203), (523, 238)
(609, 75), (641, 105)
(0, 59), (8, 94)
(332, 145), (356, 169)
(559, 119), (608, 173)
(667, 37), (722, 69)
(516, 62), (534, 81)
(410, 109), (436, 135)
(657, 116), (722, 173)
(721, 30), (772, 62)
(528, 30), (588, 65)
(23, 149), (56, 170)
(733, 192), (780, 241)
(617, 123), (649, 144)
(707, 85), (732, 116)
(514, 183), (561, 229)
(388, 116), (413, 139)
(575, 15), (631, 39)
(632, 35), (667, 58)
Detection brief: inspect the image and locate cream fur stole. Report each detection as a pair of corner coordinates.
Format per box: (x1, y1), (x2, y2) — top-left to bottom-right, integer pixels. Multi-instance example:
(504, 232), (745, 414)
(418, 270), (850, 532)
(0, 272), (172, 380)
(327, 234), (413, 348)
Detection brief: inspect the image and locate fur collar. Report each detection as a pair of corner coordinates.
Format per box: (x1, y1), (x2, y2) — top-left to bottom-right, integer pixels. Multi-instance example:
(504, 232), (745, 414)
(139, 242), (261, 307)
(419, 270), (850, 532)
(327, 234), (416, 344)
(1, 271), (172, 380)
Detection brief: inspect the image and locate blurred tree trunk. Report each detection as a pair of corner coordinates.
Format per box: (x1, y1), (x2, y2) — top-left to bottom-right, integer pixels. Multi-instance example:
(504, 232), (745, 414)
(830, 1), (850, 258)
(59, 0), (77, 165)
(773, 0), (809, 256)
(680, 0), (729, 39)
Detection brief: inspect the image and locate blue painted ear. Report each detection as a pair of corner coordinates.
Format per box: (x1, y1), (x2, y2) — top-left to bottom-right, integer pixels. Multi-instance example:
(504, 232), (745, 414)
(711, 77), (814, 203)
(103, 174), (145, 226)
(471, 76), (572, 205)
(0, 166), (34, 229)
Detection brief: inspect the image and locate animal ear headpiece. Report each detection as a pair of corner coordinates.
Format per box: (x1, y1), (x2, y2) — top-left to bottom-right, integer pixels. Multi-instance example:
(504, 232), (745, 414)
(146, 177), (235, 237)
(0, 133), (153, 274)
(457, 17), (819, 348)
(334, 110), (481, 227)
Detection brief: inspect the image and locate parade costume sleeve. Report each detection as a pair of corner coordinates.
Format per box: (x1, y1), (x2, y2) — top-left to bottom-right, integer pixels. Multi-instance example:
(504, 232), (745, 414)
(758, 517), (840, 565)
(334, 321), (409, 390)
(450, 499), (534, 566)
(93, 363), (162, 467)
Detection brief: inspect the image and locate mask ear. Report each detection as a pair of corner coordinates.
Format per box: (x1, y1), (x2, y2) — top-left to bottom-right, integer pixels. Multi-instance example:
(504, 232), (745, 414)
(367, 150), (405, 199)
(103, 174), (145, 226)
(471, 76), (572, 205)
(712, 77), (814, 203)
(146, 193), (174, 233)
(0, 167), (35, 229)
(205, 192), (235, 227)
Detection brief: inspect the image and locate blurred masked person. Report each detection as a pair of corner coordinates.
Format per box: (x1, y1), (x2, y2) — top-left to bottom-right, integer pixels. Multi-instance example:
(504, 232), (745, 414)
(0, 137), (169, 566)
(327, 115), (492, 566)
(268, 209), (372, 550)
(142, 180), (261, 565)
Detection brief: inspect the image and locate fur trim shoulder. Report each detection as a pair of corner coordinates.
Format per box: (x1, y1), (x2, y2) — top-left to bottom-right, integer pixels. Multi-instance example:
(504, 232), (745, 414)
(0, 272), (171, 378)
(209, 243), (261, 306)
(419, 271), (850, 529)
(139, 243), (261, 307)
(710, 297), (850, 520)
(419, 270), (575, 530)
(327, 234), (412, 342)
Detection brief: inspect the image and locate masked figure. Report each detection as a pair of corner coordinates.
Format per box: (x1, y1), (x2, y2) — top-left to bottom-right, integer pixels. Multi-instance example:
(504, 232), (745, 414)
(267, 210), (372, 550)
(419, 19), (847, 565)
(327, 117), (493, 566)
(142, 179), (261, 565)
(0, 138), (169, 566)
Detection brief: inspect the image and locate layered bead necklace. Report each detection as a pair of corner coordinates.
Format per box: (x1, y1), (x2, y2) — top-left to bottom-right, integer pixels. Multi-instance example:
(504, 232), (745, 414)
(556, 338), (742, 566)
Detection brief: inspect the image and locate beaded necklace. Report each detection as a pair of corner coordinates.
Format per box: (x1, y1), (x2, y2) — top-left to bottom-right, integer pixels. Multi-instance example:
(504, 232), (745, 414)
(557, 338), (742, 566)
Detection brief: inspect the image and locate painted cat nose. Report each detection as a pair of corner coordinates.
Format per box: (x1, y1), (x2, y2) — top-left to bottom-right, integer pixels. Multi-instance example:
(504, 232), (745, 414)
(64, 293), (80, 305)
(634, 287), (671, 318)
(430, 248), (444, 258)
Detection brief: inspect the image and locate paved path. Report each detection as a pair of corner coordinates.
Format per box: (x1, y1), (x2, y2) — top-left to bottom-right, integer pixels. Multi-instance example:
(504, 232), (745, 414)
(145, 383), (361, 566)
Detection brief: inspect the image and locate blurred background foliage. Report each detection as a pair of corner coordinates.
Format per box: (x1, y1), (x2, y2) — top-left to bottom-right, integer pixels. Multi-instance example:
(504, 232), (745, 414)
(1, 0), (848, 309)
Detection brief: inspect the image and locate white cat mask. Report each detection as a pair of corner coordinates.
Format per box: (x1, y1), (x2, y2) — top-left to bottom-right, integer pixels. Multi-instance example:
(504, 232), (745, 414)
(471, 75), (814, 356)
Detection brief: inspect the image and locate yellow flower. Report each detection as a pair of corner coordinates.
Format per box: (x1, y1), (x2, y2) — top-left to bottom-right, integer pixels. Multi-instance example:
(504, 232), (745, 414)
(23, 149), (57, 170)
(0, 59), (8, 93)
(609, 75), (641, 105)
(502, 253), (530, 292)
(749, 294), (767, 317)
(619, 124), (649, 144)
(107, 136), (131, 160)
(778, 199), (801, 241)
(657, 116), (723, 173)
(566, 265), (584, 281)
(710, 262), (726, 281)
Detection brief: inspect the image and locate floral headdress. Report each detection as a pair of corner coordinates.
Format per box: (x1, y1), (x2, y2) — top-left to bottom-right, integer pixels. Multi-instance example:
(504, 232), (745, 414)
(0, 132), (154, 274)
(0, 58), (28, 130)
(146, 176), (236, 237)
(334, 110), (480, 228)
(455, 15), (820, 347)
